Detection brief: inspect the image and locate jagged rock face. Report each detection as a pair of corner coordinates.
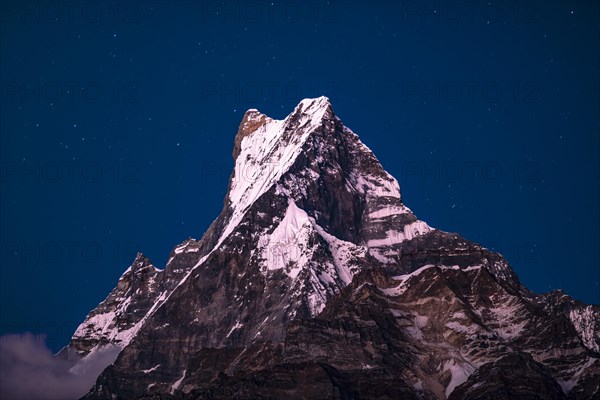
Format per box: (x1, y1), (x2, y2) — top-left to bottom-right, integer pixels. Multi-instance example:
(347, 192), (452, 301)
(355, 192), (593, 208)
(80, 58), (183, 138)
(63, 97), (599, 400)
(538, 290), (600, 353)
(63, 254), (161, 358)
(447, 352), (568, 400)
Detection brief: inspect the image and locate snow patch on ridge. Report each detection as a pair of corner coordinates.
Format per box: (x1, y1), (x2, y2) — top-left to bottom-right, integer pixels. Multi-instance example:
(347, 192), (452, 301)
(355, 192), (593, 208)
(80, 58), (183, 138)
(368, 205), (410, 219)
(142, 364), (161, 374)
(170, 369), (187, 394)
(257, 198), (369, 316)
(568, 306), (599, 352)
(72, 311), (139, 348)
(443, 359), (476, 397)
(257, 198), (367, 317)
(351, 173), (401, 199)
(558, 357), (598, 393)
(381, 264), (482, 298)
(260, 199), (314, 279)
(226, 321), (244, 338)
(367, 220), (431, 247)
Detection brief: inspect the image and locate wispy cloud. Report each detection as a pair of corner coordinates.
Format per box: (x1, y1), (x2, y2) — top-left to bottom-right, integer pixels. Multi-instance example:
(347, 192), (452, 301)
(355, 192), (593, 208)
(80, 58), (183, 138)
(0, 333), (120, 400)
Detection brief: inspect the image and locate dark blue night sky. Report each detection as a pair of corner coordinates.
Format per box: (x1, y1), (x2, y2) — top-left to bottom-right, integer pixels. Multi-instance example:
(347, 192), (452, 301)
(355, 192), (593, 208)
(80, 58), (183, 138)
(1, 1), (598, 352)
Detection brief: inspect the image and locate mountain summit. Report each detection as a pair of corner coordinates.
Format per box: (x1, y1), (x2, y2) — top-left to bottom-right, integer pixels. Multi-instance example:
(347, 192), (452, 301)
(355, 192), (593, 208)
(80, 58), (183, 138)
(62, 98), (599, 399)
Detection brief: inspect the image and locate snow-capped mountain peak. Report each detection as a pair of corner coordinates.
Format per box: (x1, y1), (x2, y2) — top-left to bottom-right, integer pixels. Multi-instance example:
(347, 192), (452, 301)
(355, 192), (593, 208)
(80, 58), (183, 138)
(225, 97), (339, 249)
(289, 95), (333, 123)
(63, 97), (599, 400)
